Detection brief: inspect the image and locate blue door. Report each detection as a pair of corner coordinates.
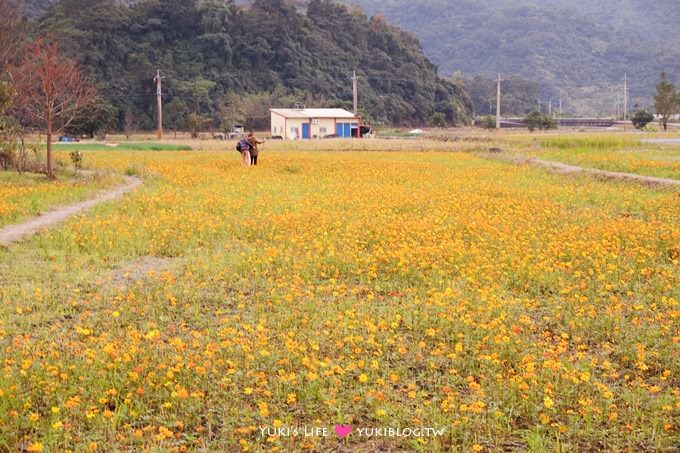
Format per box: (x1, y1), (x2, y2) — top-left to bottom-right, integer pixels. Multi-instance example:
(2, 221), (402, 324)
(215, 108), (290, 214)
(302, 123), (310, 139)
(336, 123), (351, 138)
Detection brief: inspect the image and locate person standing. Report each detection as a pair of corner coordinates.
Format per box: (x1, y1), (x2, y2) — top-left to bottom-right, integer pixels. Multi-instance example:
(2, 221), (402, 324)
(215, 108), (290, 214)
(238, 137), (252, 167)
(247, 133), (266, 166)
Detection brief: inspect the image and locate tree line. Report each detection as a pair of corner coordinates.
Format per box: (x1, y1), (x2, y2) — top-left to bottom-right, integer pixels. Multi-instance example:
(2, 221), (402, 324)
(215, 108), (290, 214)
(30, 0), (472, 135)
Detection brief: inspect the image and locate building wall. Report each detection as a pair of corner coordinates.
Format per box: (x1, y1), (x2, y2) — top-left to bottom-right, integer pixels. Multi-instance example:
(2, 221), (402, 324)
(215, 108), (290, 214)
(270, 112), (286, 138)
(285, 119), (308, 140)
(311, 118), (336, 138)
(271, 113), (359, 139)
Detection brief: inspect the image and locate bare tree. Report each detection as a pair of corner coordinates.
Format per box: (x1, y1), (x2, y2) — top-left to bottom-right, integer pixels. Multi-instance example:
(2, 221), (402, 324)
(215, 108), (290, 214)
(10, 40), (95, 179)
(123, 109), (138, 140)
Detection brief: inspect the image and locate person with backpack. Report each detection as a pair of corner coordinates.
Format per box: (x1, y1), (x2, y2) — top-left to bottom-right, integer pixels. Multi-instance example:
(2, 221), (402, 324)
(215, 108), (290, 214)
(236, 137), (252, 167)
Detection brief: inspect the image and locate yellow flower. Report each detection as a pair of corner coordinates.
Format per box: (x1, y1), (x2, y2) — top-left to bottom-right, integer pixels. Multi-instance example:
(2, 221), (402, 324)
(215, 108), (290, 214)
(27, 443), (44, 452)
(258, 402), (269, 417)
(543, 396), (555, 409)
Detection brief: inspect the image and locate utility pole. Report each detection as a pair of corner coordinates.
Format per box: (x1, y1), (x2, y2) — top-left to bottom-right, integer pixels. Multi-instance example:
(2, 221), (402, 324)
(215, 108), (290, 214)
(352, 70), (358, 116)
(623, 73), (628, 132)
(496, 73), (502, 130)
(154, 69), (165, 139)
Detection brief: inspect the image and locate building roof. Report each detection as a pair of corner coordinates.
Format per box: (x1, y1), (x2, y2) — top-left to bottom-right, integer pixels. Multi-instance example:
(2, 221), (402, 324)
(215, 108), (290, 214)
(270, 108), (358, 119)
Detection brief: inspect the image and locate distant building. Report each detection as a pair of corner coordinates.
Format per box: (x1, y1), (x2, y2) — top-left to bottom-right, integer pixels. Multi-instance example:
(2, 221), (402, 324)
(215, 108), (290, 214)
(270, 108), (361, 139)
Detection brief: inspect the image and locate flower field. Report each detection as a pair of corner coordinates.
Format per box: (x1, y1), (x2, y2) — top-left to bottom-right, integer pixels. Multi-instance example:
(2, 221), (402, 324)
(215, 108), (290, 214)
(0, 148), (678, 451)
(0, 171), (122, 227)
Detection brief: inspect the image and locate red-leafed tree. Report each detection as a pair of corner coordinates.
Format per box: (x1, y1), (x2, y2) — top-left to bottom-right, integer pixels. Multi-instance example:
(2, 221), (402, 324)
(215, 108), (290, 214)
(10, 40), (95, 179)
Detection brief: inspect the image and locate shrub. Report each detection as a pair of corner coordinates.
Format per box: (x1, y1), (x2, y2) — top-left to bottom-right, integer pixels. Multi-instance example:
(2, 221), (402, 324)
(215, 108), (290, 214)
(525, 111), (557, 132)
(632, 109), (654, 129)
(480, 116), (496, 129)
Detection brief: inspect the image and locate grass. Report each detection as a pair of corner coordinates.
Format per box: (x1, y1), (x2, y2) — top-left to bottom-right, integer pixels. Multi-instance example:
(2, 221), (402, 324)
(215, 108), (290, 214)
(499, 132), (680, 180)
(0, 170), (123, 227)
(538, 135), (642, 150)
(51, 142), (193, 152)
(0, 144), (677, 452)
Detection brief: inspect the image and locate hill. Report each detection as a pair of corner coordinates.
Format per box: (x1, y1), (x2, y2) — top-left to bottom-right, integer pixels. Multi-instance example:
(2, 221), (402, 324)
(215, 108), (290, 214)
(29, 0), (471, 129)
(343, 0), (680, 116)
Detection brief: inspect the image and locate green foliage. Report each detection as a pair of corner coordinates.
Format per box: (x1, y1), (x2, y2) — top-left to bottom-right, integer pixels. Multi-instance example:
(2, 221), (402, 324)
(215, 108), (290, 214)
(40, 143), (192, 152)
(187, 113), (212, 138)
(631, 109), (654, 130)
(480, 115), (496, 129)
(165, 98), (190, 135)
(0, 81), (14, 115)
(122, 143), (192, 151)
(429, 112), (447, 128)
(35, 0), (471, 128)
(69, 150), (82, 171)
(524, 111), (556, 132)
(654, 72), (680, 131)
(540, 136), (638, 149)
(65, 97), (118, 138)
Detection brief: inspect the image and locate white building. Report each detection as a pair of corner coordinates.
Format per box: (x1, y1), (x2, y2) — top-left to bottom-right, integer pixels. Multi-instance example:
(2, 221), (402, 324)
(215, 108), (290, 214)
(270, 108), (361, 139)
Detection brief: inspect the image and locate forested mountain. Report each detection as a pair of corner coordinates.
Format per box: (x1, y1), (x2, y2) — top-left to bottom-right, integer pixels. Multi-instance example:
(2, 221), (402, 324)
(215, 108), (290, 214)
(23, 0), (472, 129)
(344, 0), (680, 116)
(461, 75), (540, 117)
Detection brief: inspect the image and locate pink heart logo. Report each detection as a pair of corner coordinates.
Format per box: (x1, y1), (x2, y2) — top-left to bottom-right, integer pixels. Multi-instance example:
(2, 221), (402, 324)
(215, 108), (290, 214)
(334, 424), (352, 438)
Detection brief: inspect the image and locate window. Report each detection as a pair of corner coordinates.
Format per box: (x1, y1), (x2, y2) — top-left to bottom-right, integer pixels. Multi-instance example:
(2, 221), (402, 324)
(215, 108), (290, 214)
(319, 127), (327, 134)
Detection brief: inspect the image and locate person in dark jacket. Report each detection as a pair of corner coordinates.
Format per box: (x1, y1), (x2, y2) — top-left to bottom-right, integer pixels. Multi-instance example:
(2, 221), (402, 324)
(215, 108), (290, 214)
(247, 133), (266, 166)
(246, 132), (265, 165)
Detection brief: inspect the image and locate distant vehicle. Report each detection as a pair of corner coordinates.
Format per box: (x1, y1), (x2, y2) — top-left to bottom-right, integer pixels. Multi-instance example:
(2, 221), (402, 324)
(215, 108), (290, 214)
(215, 124), (246, 140)
(58, 135), (80, 143)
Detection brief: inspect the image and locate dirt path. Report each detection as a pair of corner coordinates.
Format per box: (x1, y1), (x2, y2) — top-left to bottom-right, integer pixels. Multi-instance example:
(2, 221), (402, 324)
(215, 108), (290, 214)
(487, 154), (680, 188)
(641, 138), (680, 146)
(0, 175), (142, 246)
(530, 158), (680, 187)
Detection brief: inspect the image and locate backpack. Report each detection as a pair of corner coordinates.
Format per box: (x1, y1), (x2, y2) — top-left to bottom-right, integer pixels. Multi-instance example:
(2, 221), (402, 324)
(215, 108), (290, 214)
(237, 138), (251, 152)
